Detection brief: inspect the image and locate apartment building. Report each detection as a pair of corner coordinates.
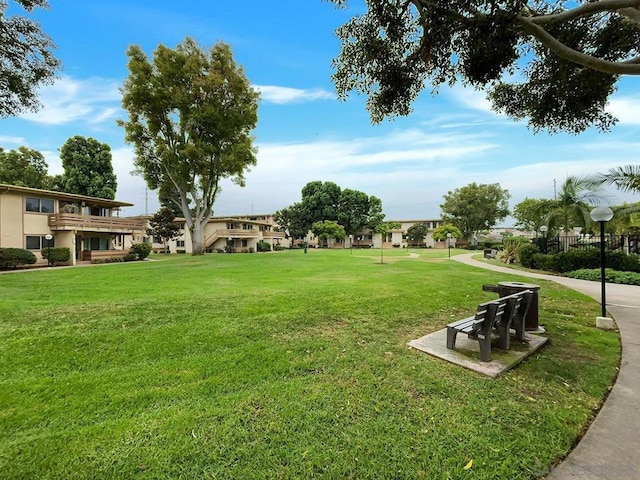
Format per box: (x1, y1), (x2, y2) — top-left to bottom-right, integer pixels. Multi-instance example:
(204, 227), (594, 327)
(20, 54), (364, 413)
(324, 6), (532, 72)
(143, 213), (289, 254)
(0, 183), (146, 265)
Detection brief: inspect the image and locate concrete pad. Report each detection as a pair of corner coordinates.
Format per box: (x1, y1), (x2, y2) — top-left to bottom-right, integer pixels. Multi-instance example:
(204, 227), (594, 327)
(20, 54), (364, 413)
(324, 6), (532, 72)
(408, 328), (548, 378)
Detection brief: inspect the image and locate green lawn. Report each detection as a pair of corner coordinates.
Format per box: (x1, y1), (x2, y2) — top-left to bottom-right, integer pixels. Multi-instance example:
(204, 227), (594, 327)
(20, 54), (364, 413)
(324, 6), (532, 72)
(0, 249), (619, 479)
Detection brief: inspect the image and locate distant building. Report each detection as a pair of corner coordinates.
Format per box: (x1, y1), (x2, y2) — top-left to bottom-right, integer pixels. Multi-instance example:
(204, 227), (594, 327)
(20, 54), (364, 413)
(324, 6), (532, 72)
(137, 213), (289, 254)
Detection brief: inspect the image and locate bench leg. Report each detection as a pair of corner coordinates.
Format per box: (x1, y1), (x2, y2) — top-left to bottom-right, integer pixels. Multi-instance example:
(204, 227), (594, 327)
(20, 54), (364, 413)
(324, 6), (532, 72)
(496, 321), (511, 350)
(477, 333), (492, 362)
(513, 317), (525, 341)
(446, 327), (458, 350)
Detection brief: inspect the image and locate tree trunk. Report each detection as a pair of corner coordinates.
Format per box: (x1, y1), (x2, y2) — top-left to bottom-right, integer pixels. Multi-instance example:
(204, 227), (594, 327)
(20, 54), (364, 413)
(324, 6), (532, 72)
(191, 222), (204, 255)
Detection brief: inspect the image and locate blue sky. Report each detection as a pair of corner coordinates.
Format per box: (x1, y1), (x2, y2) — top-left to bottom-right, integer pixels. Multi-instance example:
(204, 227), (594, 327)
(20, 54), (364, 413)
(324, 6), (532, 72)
(2, 1), (639, 223)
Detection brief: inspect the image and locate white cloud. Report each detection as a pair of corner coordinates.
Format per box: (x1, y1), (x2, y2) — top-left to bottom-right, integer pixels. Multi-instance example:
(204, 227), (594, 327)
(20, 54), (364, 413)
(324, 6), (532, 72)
(211, 129), (500, 218)
(254, 85), (334, 104)
(0, 135), (27, 146)
(444, 84), (494, 114)
(19, 76), (121, 126)
(607, 96), (640, 125)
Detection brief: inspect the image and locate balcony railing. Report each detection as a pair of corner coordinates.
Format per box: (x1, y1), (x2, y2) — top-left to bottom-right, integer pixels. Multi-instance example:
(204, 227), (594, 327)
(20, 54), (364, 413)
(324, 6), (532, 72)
(262, 231), (285, 239)
(49, 214), (146, 233)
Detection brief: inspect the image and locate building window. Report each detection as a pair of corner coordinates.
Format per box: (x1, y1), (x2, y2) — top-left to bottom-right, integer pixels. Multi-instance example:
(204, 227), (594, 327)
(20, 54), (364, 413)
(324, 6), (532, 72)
(26, 235), (54, 250)
(176, 240), (185, 248)
(241, 239), (248, 247)
(25, 197), (55, 213)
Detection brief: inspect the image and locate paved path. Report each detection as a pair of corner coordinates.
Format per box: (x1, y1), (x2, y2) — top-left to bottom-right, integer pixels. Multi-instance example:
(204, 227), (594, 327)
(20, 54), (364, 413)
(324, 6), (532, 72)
(453, 254), (640, 479)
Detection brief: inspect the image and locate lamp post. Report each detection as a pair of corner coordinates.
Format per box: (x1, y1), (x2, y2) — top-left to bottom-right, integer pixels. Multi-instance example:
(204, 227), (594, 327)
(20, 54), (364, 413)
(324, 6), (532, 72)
(349, 235), (353, 255)
(540, 225), (548, 254)
(590, 206), (614, 319)
(45, 234), (53, 267)
(447, 233), (452, 258)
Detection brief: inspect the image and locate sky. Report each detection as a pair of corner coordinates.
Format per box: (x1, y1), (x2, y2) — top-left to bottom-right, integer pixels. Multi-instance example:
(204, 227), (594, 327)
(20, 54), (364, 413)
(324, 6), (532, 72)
(2, 0), (639, 225)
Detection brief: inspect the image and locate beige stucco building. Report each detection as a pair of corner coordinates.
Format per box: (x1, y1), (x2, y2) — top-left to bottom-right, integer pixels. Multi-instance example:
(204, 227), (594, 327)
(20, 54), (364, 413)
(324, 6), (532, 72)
(0, 184), (146, 266)
(141, 213), (289, 254)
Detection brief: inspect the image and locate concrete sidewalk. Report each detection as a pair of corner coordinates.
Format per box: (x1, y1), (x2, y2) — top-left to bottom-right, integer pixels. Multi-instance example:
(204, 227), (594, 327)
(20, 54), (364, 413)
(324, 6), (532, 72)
(453, 253), (640, 479)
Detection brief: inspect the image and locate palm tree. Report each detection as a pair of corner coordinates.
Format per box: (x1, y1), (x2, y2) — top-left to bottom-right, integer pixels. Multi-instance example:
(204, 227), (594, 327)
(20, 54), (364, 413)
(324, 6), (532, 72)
(593, 165), (640, 194)
(545, 177), (608, 233)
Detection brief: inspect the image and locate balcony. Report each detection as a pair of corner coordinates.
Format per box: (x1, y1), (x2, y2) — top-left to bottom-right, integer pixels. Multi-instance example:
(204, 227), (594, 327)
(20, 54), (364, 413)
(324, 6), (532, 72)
(262, 231), (286, 239)
(49, 214), (146, 234)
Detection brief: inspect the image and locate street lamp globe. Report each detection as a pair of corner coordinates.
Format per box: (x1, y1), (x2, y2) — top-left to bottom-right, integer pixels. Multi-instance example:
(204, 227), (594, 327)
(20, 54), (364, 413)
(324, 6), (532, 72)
(590, 206), (614, 223)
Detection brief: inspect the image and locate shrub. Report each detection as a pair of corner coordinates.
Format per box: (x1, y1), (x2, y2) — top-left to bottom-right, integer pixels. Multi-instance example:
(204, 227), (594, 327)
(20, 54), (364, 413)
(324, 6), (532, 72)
(41, 247), (71, 265)
(177, 249), (186, 254)
(129, 243), (152, 260)
(123, 253), (138, 262)
(499, 237), (530, 264)
(532, 253), (556, 272)
(553, 249), (600, 273)
(257, 240), (271, 252)
(274, 244), (285, 251)
(517, 243), (539, 268)
(566, 268), (640, 286)
(606, 251), (640, 272)
(248, 247), (255, 253)
(0, 248), (37, 269)
(224, 244), (235, 254)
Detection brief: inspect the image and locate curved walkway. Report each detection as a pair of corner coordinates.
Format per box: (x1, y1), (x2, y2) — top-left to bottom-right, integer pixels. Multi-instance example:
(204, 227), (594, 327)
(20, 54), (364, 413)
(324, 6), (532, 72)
(453, 253), (640, 480)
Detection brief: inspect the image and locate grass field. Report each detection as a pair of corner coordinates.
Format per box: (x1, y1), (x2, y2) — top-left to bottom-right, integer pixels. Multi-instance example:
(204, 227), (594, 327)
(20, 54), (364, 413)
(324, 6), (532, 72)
(0, 249), (619, 479)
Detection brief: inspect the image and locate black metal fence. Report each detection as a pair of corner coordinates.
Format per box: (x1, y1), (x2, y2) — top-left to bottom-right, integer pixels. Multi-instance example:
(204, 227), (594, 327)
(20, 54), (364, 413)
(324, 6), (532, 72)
(533, 234), (640, 255)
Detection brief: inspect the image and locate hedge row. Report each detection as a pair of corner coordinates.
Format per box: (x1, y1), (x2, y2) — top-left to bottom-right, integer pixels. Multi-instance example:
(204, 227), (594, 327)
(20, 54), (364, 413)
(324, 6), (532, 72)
(518, 244), (640, 273)
(565, 268), (640, 286)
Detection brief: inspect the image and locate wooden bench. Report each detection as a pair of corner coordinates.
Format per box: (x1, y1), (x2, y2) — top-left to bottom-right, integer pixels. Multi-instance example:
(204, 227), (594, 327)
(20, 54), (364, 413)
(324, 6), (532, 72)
(446, 290), (534, 361)
(484, 248), (498, 259)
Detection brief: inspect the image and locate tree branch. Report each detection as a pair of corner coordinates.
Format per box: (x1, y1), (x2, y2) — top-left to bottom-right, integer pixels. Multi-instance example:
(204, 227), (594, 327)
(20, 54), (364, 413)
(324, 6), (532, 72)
(517, 15), (640, 74)
(618, 6), (640, 25)
(529, 0), (640, 25)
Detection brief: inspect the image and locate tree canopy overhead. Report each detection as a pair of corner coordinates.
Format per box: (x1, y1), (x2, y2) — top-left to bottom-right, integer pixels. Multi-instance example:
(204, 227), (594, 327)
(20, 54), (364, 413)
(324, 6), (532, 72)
(120, 38), (259, 255)
(0, 0), (60, 117)
(327, 0), (640, 133)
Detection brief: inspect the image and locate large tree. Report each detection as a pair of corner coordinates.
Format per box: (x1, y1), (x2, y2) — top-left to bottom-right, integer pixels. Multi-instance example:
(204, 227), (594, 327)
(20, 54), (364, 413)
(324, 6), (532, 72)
(297, 181), (386, 234)
(440, 182), (510, 239)
(300, 181), (342, 230)
(0, 145), (49, 188)
(512, 197), (558, 232)
(0, 0), (59, 117)
(327, 0), (640, 133)
(273, 202), (307, 244)
(120, 38), (259, 255)
(338, 189), (385, 235)
(59, 135), (117, 199)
